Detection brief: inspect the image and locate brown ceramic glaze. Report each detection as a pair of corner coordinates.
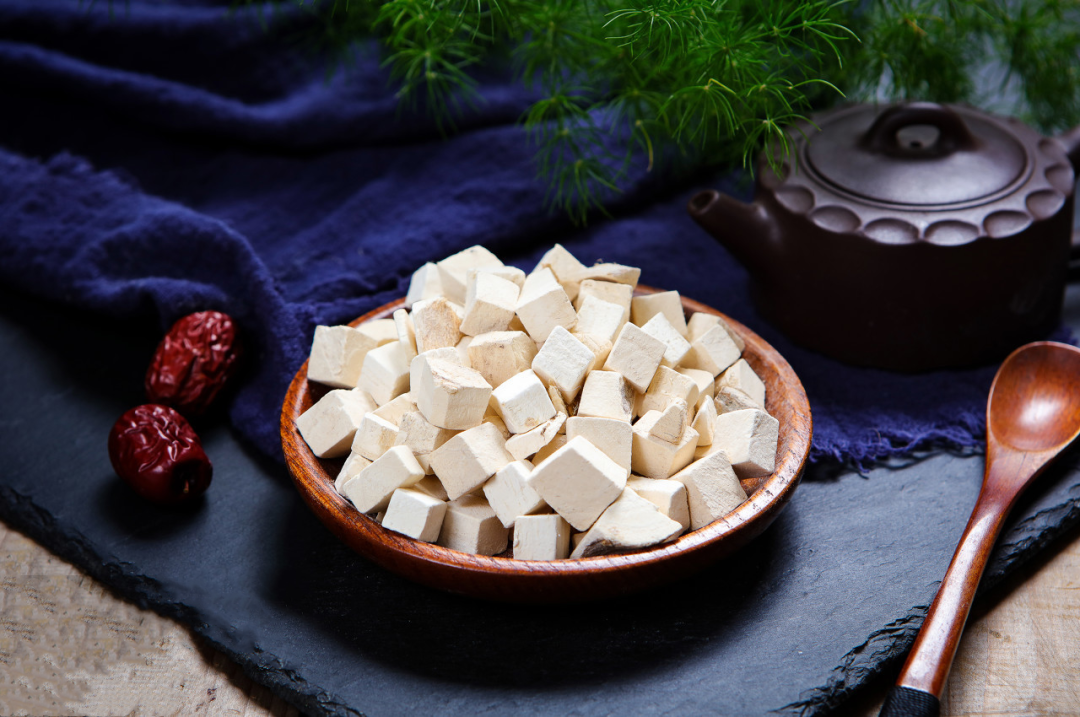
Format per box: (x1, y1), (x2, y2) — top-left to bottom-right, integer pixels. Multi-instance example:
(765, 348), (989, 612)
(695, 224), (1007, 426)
(882, 342), (1080, 713)
(689, 102), (1080, 371)
(280, 287), (812, 603)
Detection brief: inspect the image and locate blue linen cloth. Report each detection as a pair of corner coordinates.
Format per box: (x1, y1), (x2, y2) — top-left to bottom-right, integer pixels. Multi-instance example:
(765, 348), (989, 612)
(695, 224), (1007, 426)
(0, 0), (1058, 468)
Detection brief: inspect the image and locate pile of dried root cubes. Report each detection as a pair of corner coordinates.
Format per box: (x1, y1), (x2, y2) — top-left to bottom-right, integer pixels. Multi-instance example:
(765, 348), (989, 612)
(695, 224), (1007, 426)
(296, 245), (779, 560)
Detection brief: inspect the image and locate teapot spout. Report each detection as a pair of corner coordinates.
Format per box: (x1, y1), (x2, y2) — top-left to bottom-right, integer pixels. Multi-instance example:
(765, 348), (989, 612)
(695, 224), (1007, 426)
(687, 190), (779, 277)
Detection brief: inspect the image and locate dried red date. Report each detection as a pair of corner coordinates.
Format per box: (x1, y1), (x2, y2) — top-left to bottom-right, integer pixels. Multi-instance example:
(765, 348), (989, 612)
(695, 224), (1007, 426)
(108, 404), (213, 505)
(145, 311), (241, 417)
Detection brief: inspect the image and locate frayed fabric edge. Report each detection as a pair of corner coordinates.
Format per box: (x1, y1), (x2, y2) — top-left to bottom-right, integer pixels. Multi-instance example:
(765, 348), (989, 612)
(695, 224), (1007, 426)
(809, 424), (986, 474)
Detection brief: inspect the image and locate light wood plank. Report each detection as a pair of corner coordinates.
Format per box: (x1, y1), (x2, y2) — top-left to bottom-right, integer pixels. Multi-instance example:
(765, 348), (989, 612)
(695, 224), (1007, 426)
(0, 521), (299, 717)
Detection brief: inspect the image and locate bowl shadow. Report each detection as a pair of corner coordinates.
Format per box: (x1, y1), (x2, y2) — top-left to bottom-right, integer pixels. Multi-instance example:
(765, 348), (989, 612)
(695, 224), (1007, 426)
(267, 491), (795, 689)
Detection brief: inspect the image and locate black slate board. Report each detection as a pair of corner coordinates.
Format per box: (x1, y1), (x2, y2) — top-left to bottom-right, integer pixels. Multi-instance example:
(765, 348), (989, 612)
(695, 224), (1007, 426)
(2, 284), (1079, 717)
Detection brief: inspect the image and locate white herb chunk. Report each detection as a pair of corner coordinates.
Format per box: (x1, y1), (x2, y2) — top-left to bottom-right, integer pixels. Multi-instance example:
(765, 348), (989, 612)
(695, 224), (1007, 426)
(393, 410), (457, 473)
(630, 420), (699, 480)
(335, 452), (372, 494)
(671, 450), (747, 530)
(393, 309), (417, 362)
(382, 489), (447, 543)
(307, 325), (377, 389)
(461, 272), (520, 336)
(626, 476), (691, 532)
(437, 494), (508, 556)
(531, 326), (594, 404)
(574, 295), (627, 344)
(467, 330), (538, 389)
(343, 445), (426, 514)
(358, 341), (411, 406)
(483, 460), (546, 528)
(504, 413), (565, 462)
(411, 297), (464, 354)
(405, 262), (444, 309)
(683, 325), (742, 377)
(515, 267), (577, 342)
(570, 488), (683, 558)
(411, 354), (492, 430)
(565, 416), (632, 477)
(436, 245), (504, 305)
(351, 412), (399, 461)
(428, 422), (513, 500)
(577, 370), (635, 423)
(513, 514), (572, 561)
(527, 436), (628, 531)
(711, 408), (779, 478)
(640, 312), (692, 368)
(296, 389), (371, 459)
(490, 369), (557, 434)
(716, 359), (766, 408)
(603, 322), (666, 393)
(631, 290), (687, 336)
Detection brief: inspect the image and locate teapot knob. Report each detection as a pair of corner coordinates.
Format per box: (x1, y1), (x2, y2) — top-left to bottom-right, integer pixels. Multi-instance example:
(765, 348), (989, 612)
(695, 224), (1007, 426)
(860, 102), (978, 158)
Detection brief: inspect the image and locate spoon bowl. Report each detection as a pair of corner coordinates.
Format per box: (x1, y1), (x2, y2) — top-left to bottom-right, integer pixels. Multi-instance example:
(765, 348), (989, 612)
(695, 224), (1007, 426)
(989, 342), (1080, 452)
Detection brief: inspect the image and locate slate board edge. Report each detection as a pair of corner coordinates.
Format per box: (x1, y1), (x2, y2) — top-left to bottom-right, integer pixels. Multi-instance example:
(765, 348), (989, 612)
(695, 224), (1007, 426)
(0, 485), (363, 717)
(779, 477), (1080, 716)
(4, 471), (1080, 717)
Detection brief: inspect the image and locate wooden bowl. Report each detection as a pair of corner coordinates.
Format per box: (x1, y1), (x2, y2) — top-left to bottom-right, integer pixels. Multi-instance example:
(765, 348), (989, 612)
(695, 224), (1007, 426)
(281, 287), (812, 603)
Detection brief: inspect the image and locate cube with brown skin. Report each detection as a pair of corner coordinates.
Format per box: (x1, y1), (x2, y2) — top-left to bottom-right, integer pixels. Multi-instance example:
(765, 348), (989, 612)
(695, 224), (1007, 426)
(570, 488), (683, 558)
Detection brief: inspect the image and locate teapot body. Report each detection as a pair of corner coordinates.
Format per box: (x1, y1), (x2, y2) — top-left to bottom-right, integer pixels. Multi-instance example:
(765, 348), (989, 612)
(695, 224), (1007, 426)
(690, 103), (1079, 371)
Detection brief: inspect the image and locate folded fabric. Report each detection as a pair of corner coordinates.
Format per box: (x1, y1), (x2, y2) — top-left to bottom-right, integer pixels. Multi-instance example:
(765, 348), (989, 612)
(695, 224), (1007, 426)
(0, 0), (1064, 468)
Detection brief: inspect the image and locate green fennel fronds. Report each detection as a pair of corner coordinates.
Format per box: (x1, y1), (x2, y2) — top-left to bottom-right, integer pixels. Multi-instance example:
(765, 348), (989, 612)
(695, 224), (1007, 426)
(234, 0), (1080, 223)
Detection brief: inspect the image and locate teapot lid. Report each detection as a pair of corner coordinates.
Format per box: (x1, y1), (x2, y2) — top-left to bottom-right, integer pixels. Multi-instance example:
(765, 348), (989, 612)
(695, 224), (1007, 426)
(804, 103), (1029, 208)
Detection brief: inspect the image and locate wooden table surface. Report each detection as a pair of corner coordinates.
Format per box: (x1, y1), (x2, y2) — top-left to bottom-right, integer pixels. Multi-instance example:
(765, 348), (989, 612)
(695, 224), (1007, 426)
(2, 516), (1078, 717)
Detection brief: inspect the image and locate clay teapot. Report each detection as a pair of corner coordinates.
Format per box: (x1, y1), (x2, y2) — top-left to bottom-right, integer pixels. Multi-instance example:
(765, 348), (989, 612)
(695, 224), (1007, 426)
(688, 102), (1080, 371)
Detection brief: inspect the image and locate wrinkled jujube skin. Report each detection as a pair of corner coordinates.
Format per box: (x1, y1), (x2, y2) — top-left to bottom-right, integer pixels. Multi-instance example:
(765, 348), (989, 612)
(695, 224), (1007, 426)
(145, 310), (241, 417)
(108, 404), (213, 505)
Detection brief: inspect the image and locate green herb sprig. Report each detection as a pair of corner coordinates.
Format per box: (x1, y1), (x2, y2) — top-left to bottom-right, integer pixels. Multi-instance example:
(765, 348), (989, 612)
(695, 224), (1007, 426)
(240, 0), (1080, 222)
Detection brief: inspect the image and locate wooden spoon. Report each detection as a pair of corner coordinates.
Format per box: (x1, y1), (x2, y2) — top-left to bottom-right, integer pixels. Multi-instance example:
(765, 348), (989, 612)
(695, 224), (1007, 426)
(880, 341), (1080, 716)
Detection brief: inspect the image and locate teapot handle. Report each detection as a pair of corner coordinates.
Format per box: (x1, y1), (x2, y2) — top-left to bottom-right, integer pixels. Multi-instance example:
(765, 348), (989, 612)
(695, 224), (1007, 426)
(860, 102), (977, 157)
(1056, 124), (1080, 171)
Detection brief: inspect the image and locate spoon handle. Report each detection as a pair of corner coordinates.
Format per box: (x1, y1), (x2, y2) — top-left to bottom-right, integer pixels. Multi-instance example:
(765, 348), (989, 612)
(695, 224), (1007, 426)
(879, 491), (1009, 716)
